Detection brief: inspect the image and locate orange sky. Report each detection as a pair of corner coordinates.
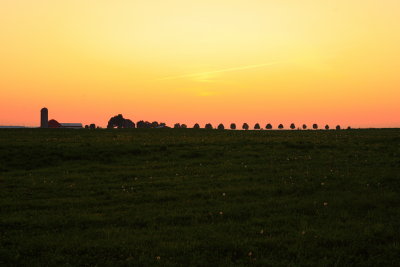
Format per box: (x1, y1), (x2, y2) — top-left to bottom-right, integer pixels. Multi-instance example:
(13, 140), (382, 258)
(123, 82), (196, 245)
(1, 0), (399, 128)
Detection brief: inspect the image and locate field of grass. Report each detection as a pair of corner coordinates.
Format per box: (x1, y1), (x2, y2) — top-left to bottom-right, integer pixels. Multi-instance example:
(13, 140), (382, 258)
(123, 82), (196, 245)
(0, 128), (399, 266)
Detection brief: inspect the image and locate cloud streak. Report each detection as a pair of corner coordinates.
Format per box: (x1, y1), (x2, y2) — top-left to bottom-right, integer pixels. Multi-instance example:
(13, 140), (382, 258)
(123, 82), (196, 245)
(158, 62), (281, 81)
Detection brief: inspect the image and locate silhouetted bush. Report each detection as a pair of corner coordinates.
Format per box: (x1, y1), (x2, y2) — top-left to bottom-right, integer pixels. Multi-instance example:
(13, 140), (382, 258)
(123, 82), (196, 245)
(174, 123), (181, 129)
(193, 123), (200, 129)
(290, 123), (296, 130)
(230, 123), (236, 130)
(136, 120), (152, 128)
(266, 123), (272, 130)
(90, 124), (96, 129)
(278, 124), (284, 129)
(254, 123), (260, 130)
(336, 125), (341, 130)
(181, 124), (187, 129)
(242, 123), (249, 130)
(302, 124), (307, 130)
(217, 124), (225, 130)
(313, 124), (318, 130)
(205, 123), (213, 129)
(136, 120), (145, 128)
(325, 125), (330, 130)
(151, 121), (159, 128)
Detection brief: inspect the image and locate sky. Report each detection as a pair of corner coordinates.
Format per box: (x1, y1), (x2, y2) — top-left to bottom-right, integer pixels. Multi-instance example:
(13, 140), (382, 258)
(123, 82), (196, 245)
(1, 0), (399, 128)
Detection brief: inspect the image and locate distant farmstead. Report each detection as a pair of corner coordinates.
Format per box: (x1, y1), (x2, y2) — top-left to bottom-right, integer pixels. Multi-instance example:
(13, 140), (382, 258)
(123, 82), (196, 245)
(41, 108), (82, 129)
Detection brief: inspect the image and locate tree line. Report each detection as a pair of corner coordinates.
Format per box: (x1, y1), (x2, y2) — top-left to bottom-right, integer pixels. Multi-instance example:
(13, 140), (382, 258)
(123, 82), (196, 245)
(107, 114), (348, 130)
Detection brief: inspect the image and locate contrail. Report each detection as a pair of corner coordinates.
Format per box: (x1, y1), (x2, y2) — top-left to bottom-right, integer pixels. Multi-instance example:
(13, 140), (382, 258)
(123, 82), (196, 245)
(158, 62), (281, 81)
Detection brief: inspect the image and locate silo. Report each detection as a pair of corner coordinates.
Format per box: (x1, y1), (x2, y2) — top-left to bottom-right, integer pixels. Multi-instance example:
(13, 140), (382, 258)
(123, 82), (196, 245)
(40, 108), (48, 128)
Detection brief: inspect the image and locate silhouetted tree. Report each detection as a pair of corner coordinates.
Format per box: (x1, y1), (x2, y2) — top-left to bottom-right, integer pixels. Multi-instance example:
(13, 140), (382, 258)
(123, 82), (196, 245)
(159, 122), (167, 128)
(108, 114), (135, 128)
(181, 124), (187, 129)
(174, 123), (181, 129)
(107, 114), (124, 128)
(313, 124), (318, 130)
(302, 124), (307, 130)
(230, 123), (236, 130)
(325, 124), (330, 130)
(254, 123), (261, 130)
(90, 124), (96, 129)
(205, 123), (213, 129)
(217, 123), (225, 130)
(290, 123), (296, 130)
(123, 119), (135, 128)
(242, 123), (249, 130)
(266, 123), (272, 130)
(136, 120), (145, 128)
(193, 123), (200, 129)
(347, 126), (351, 130)
(137, 120), (151, 128)
(151, 121), (159, 128)
(336, 125), (341, 130)
(85, 125), (89, 129)
(278, 124), (284, 129)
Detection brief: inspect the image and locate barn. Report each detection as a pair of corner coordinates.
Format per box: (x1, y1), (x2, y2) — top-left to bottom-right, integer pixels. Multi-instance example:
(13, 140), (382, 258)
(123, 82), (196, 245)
(41, 109), (82, 129)
(48, 120), (82, 129)
(48, 119), (61, 128)
(60, 123), (83, 129)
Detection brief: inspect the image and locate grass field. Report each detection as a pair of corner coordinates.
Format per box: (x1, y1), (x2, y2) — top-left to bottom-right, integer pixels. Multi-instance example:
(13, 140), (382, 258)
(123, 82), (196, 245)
(0, 129), (399, 266)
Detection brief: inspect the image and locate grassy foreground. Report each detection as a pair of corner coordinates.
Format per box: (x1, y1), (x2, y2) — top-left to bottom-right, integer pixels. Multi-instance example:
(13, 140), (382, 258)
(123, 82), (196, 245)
(0, 129), (399, 266)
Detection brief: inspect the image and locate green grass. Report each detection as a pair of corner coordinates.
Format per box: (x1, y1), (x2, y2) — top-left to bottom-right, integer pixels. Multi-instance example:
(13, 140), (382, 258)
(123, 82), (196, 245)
(0, 129), (399, 266)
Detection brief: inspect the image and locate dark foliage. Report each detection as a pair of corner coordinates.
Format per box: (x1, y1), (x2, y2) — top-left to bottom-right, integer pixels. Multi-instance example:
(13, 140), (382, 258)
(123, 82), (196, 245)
(107, 114), (135, 129)
(137, 120), (152, 128)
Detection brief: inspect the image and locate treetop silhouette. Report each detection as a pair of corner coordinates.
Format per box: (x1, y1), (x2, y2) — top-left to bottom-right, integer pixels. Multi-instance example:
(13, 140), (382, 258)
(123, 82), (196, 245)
(107, 114), (135, 129)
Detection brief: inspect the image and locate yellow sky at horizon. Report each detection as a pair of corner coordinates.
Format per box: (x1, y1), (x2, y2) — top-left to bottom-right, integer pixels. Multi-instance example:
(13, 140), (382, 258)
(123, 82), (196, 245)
(0, 0), (399, 127)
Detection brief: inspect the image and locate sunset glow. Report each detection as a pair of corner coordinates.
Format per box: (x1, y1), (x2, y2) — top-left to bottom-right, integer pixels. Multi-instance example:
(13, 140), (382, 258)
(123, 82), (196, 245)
(1, 0), (399, 128)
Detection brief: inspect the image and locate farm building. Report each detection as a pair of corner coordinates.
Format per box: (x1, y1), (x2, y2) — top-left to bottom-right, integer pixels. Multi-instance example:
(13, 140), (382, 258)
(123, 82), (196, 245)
(60, 123), (83, 129)
(43, 108), (83, 129)
(48, 119), (61, 128)
(48, 120), (82, 129)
